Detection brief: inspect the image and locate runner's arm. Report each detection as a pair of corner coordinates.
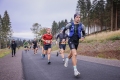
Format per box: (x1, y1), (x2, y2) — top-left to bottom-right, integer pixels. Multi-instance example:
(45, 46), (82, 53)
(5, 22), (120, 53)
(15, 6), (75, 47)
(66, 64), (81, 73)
(56, 34), (59, 44)
(66, 34), (69, 43)
(82, 24), (86, 38)
(63, 23), (72, 34)
(51, 35), (53, 43)
(15, 43), (17, 48)
(41, 35), (45, 42)
(56, 34), (59, 41)
(32, 41), (34, 46)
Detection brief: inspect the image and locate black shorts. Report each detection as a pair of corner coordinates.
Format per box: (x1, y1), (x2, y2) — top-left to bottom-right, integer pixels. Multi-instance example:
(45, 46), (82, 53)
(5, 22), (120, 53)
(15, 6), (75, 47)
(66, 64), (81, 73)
(44, 44), (51, 50)
(68, 38), (79, 50)
(59, 43), (66, 50)
(33, 46), (38, 49)
(24, 46), (28, 48)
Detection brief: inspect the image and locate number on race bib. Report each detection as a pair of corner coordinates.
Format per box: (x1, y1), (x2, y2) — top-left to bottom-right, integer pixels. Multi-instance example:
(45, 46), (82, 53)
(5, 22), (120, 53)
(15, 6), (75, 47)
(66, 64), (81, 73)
(46, 40), (50, 43)
(62, 39), (65, 42)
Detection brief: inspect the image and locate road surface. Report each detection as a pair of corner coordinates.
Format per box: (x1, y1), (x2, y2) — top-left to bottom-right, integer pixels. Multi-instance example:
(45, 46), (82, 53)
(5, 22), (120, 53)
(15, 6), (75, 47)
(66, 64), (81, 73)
(22, 49), (120, 80)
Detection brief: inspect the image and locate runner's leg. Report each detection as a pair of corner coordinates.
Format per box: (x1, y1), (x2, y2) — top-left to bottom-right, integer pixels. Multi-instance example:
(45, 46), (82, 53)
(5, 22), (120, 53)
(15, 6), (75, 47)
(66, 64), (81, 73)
(43, 45), (47, 58)
(14, 48), (16, 56)
(12, 48), (14, 57)
(47, 48), (51, 64)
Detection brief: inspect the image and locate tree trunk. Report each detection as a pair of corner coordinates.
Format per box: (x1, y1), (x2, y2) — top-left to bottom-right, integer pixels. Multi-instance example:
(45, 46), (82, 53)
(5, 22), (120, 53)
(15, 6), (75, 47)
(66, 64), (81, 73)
(0, 43), (1, 49)
(115, 5), (117, 30)
(88, 17), (89, 35)
(111, 0), (113, 31)
(93, 21), (96, 33)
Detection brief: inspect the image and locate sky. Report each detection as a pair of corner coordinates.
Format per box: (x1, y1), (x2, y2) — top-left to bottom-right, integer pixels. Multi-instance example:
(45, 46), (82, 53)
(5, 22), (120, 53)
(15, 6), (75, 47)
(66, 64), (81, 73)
(0, 0), (93, 39)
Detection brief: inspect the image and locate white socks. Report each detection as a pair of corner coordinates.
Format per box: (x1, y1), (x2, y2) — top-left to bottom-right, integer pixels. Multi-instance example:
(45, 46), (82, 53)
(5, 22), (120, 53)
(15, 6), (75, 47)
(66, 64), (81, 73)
(66, 58), (69, 61)
(73, 66), (78, 71)
(48, 60), (50, 62)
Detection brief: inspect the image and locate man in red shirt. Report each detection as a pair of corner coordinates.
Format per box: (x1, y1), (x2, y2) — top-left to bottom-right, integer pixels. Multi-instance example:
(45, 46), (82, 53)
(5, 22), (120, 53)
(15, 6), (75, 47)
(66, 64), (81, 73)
(42, 28), (53, 64)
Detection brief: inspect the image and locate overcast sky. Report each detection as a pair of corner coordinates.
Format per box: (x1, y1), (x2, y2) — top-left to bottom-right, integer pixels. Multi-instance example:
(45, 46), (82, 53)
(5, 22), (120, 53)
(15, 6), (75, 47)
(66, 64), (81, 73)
(0, 0), (92, 39)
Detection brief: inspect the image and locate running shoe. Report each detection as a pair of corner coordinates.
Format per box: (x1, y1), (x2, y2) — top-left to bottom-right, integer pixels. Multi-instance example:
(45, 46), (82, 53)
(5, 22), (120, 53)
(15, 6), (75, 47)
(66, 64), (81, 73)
(64, 58), (68, 67)
(74, 70), (80, 76)
(48, 61), (51, 64)
(56, 52), (59, 56)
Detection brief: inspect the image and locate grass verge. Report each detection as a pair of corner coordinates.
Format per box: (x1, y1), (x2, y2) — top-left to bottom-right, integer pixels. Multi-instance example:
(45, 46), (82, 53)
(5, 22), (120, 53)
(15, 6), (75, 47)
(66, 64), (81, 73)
(83, 30), (120, 43)
(0, 47), (24, 58)
(0, 48), (11, 58)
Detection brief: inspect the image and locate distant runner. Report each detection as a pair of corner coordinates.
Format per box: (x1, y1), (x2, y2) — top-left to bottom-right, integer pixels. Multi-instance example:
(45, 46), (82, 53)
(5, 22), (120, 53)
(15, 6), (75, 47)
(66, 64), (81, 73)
(56, 27), (68, 63)
(23, 40), (29, 52)
(32, 38), (38, 54)
(11, 39), (17, 57)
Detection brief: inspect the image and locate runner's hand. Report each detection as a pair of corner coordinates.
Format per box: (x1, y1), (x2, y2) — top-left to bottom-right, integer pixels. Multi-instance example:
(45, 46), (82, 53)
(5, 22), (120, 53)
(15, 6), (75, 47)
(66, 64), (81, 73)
(80, 37), (84, 41)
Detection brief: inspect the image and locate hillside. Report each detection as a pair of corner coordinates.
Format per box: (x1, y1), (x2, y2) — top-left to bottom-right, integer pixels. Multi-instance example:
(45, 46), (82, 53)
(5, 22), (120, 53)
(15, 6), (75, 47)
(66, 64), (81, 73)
(52, 30), (120, 60)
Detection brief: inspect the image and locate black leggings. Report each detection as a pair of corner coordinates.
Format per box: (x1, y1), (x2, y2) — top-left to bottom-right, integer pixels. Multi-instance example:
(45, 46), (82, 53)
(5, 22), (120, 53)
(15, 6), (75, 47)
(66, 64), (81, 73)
(12, 48), (16, 56)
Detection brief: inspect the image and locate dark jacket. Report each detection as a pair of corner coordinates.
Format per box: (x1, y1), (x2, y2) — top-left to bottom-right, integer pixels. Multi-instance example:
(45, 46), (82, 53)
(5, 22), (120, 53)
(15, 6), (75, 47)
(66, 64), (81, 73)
(11, 41), (17, 49)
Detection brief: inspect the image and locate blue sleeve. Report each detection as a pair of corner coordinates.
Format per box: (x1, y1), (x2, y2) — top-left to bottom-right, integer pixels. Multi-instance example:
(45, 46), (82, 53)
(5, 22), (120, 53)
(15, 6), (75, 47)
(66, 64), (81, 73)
(81, 24), (85, 37)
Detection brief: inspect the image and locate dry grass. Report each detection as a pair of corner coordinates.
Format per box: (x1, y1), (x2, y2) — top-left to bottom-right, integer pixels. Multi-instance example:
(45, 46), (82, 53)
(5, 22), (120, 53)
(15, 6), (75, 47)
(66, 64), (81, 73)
(0, 47), (24, 58)
(52, 44), (70, 52)
(84, 30), (120, 43)
(0, 48), (11, 58)
(51, 31), (120, 59)
(52, 45), (59, 51)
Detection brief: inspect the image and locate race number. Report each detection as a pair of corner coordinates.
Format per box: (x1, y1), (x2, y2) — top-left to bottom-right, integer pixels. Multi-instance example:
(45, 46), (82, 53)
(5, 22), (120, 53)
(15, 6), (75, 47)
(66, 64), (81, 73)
(46, 40), (51, 43)
(61, 39), (66, 44)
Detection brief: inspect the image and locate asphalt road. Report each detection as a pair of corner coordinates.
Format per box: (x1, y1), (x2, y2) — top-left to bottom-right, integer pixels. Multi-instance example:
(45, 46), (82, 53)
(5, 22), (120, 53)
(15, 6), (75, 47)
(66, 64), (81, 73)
(22, 49), (120, 80)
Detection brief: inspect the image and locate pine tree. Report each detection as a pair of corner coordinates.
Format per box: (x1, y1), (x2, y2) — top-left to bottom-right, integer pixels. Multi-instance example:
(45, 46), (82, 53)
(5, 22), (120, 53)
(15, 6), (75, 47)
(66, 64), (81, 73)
(0, 15), (2, 48)
(51, 21), (58, 37)
(0, 11), (12, 48)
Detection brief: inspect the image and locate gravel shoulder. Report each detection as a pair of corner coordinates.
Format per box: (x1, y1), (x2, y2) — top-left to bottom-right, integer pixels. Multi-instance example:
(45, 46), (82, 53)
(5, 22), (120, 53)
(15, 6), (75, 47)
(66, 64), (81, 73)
(0, 50), (23, 80)
(52, 51), (120, 67)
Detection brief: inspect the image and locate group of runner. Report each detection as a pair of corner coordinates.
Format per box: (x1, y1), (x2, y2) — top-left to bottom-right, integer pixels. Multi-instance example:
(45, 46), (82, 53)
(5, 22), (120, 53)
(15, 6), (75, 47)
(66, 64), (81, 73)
(23, 13), (85, 76)
(42, 14), (85, 76)
(23, 38), (39, 54)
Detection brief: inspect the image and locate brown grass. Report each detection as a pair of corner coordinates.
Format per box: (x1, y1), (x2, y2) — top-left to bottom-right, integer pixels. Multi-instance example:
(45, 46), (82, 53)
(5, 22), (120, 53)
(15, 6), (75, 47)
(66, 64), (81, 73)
(0, 48), (11, 58)
(51, 31), (120, 60)
(52, 45), (59, 51)
(0, 47), (24, 58)
(84, 30), (120, 42)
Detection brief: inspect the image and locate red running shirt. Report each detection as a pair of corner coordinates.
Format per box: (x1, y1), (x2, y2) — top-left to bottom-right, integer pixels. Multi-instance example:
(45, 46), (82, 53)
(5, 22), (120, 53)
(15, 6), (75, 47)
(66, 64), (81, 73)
(42, 34), (53, 45)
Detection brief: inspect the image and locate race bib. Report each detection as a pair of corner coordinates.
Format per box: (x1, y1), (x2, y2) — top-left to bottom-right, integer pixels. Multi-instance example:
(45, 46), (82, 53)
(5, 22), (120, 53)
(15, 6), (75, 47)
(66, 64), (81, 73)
(46, 40), (51, 43)
(62, 39), (65, 42)
(61, 39), (66, 44)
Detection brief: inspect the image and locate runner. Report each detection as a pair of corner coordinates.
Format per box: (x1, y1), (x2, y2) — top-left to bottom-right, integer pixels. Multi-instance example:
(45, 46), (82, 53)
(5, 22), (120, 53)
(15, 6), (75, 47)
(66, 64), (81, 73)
(63, 13), (85, 76)
(23, 40), (29, 52)
(42, 28), (53, 64)
(56, 27), (68, 62)
(32, 38), (38, 54)
(11, 39), (17, 57)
